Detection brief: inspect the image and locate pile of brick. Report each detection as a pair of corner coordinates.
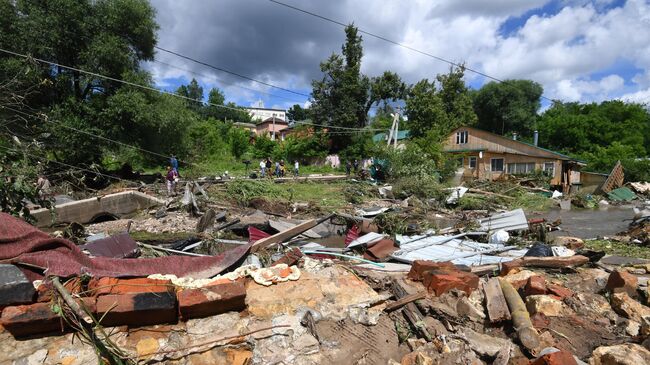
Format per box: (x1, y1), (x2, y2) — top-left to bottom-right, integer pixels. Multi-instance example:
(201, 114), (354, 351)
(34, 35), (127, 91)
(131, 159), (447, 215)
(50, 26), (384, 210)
(1, 263), (292, 338)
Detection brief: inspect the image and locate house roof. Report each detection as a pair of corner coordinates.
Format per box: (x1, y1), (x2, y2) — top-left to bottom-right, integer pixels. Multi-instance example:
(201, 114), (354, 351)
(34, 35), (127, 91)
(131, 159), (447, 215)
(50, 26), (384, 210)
(446, 126), (583, 162)
(257, 117), (288, 125)
(373, 130), (410, 143)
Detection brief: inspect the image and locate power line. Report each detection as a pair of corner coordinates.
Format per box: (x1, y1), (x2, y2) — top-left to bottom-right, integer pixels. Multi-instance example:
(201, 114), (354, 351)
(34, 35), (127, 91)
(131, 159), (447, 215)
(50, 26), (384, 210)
(155, 46), (311, 98)
(0, 48), (383, 132)
(0, 144), (135, 185)
(293, 120), (383, 131)
(267, 0), (555, 103)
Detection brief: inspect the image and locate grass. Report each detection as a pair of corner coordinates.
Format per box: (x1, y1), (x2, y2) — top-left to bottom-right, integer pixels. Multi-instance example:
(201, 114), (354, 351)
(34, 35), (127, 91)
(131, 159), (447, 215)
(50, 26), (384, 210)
(508, 192), (556, 211)
(585, 239), (650, 259)
(129, 230), (195, 243)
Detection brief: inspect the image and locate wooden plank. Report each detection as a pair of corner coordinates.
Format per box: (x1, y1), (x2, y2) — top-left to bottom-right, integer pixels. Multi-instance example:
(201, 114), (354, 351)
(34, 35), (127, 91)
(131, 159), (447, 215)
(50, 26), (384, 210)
(501, 255), (589, 274)
(384, 291), (426, 312)
(251, 219), (318, 253)
(483, 278), (511, 323)
(391, 279), (432, 341)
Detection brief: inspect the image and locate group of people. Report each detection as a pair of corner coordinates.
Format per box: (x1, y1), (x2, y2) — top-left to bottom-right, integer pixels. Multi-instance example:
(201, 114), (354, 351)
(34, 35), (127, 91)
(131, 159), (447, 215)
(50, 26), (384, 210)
(259, 157), (299, 178)
(345, 159), (360, 176)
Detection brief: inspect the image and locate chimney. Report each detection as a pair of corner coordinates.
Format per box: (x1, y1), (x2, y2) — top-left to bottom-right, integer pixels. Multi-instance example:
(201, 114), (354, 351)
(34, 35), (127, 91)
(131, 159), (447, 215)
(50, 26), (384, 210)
(534, 130), (539, 147)
(512, 132), (518, 141)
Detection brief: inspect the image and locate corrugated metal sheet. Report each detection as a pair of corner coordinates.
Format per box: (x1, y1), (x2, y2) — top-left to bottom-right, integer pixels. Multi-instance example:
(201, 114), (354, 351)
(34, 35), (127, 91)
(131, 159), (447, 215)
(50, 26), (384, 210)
(608, 187), (637, 201)
(478, 208), (529, 232)
(390, 234), (518, 266)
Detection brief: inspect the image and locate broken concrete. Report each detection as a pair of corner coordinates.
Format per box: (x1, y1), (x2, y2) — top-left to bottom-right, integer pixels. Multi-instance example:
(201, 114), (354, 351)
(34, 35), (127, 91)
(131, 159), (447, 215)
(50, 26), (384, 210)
(30, 191), (164, 227)
(0, 264), (35, 307)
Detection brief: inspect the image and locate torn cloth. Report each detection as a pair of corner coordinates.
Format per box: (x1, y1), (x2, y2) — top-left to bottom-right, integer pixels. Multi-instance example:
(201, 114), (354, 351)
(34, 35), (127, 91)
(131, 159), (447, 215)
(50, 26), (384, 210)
(0, 213), (250, 279)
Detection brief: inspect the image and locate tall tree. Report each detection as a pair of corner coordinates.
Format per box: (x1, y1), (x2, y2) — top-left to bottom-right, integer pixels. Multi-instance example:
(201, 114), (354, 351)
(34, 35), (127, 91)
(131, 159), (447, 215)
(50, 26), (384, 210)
(472, 79), (543, 136)
(436, 65), (477, 130)
(203, 87), (251, 123)
(176, 78), (204, 111)
(287, 104), (309, 122)
(311, 24), (405, 151)
(405, 79), (448, 138)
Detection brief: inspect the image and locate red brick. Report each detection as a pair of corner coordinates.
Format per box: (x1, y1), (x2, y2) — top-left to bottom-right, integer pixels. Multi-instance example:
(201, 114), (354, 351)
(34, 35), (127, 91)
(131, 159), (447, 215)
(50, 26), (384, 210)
(88, 277), (173, 296)
(525, 276), (547, 296)
(547, 284), (574, 299)
(1, 302), (63, 337)
(530, 350), (578, 365)
(422, 270), (479, 296)
(271, 248), (303, 266)
(606, 270), (639, 297)
(530, 312), (550, 328)
(95, 292), (177, 327)
(407, 261), (456, 281)
(177, 281), (246, 320)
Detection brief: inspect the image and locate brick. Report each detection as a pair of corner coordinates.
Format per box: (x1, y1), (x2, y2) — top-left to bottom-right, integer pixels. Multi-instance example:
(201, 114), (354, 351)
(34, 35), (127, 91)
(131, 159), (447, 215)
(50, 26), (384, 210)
(524, 276), (547, 296)
(606, 270), (639, 298)
(0, 264), (35, 307)
(272, 247), (303, 266)
(530, 350), (578, 365)
(178, 281), (246, 320)
(407, 261), (456, 281)
(526, 295), (565, 317)
(95, 292), (177, 327)
(88, 277), (173, 296)
(422, 270), (479, 296)
(546, 284), (574, 299)
(1, 302), (62, 337)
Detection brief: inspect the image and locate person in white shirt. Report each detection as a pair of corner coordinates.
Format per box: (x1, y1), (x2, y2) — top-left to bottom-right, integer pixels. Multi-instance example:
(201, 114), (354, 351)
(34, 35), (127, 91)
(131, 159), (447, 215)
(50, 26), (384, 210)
(293, 160), (299, 177)
(259, 159), (266, 177)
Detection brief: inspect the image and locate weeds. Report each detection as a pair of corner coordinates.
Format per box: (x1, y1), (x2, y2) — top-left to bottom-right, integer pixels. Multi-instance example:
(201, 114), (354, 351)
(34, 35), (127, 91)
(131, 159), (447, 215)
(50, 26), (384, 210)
(225, 180), (288, 206)
(585, 239), (650, 259)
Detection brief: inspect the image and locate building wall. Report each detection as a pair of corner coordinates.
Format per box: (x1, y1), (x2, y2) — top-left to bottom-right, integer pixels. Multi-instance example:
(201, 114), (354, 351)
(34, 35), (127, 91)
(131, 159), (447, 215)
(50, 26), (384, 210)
(247, 108), (286, 122)
(451, 151), (563, 185)
(256, 122), (289, 140)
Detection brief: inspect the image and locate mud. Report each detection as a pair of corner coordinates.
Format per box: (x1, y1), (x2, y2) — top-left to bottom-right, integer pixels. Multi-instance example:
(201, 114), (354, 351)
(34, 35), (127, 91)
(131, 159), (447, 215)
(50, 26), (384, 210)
(530, 205), (637, 239)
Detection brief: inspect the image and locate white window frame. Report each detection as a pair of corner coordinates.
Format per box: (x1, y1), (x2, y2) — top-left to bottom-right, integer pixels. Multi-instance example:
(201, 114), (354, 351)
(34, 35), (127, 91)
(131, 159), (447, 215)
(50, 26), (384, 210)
(507, 162), (536, 175)
(491, 158), (504, 172)
(544, 162), (555, 177)
(469, 156), (477, 169)
(455, 130), (468, 144)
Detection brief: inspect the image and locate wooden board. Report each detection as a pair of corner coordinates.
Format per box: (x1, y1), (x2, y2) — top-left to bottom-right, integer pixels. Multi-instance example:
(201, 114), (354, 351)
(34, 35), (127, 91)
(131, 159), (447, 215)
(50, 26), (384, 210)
(483, 278), (511, 323)
(250, 219), (318, 253)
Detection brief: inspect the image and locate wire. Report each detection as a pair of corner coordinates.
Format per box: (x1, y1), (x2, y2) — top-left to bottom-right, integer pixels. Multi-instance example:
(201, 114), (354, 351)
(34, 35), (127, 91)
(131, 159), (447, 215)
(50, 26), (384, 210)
(155, 46), (311, 98)
(0, 144), (135, 185)
(2, 105), (198, 167)
(267, 0), (555, 103)
(293, 120), (384, 131)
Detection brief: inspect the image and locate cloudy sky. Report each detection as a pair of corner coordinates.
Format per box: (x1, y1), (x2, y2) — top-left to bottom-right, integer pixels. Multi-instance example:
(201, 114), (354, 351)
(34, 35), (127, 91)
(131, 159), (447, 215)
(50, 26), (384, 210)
(147, 0), (650, 111)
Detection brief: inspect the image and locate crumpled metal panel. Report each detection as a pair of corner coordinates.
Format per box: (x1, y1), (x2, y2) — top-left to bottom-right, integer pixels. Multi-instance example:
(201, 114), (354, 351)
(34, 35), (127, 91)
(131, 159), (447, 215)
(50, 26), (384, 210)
(478, 208), (529, 232)
(81, 233), (139, 258)
(391, 233), (517, 266)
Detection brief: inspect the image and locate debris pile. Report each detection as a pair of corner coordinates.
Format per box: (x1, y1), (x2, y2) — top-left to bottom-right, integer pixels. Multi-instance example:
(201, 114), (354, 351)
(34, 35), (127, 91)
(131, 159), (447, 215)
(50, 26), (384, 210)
(3, 178), (650, 364)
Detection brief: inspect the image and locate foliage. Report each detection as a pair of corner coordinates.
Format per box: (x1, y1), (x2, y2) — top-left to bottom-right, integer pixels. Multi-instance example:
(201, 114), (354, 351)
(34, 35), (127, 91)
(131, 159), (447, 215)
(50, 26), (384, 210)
(252, 135), (277, 159)
(585, 239), (650, 260)
(436, 65), (477, 131)
(287, 104), (309, 122)
(472, 79), (543, 137)
(405, 79), (447, 138)
(458, 196), (495, 211)
(277, 131), (329, 162)
(0, 138), (52, 222)
(176, 78), (204, 111)
(392, 175), (446, 201)
(225, 180), (288, 205)
(228, 126), (250, 159)
(204, 87), (251, 123)
(311, 25), (405, 152)
(374, 213), (409, 235)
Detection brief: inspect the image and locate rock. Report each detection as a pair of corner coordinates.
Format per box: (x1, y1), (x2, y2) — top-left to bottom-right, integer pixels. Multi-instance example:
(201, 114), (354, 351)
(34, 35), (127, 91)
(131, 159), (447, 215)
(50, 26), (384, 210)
(531, 350), (579, 365)
(526, 295), (567, 317)
(525, 276), (547, 296)
(606, 270), (639, 298)
(625, 320), (641, 336)
(461, 328), (510, 357)
(456, 296), (486, 322)
(503, 270), (538, 286)
(589, 344), (650, 365)
(552, 236), (585, 249)
(641, 315), (650, 337)
(0, 264), (35, 306)
(610, 292), (650, 322)
(547, 283), (574, 299)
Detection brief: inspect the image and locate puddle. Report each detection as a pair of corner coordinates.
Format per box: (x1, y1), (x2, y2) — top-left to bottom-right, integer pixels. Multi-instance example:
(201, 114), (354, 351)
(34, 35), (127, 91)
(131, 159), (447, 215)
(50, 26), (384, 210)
(529, 204), (637, 239)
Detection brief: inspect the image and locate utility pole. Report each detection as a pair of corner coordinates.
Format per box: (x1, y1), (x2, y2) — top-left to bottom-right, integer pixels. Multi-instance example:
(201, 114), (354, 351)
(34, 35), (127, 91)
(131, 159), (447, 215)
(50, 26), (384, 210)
(387, 108), (400, 148)
(272, 113), (276, 141)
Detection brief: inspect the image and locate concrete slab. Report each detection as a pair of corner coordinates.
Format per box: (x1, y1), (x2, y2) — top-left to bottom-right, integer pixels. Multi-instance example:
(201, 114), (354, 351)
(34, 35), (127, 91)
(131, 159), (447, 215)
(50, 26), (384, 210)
(0, 264), (35, 306)
(30, 191), (164, 227)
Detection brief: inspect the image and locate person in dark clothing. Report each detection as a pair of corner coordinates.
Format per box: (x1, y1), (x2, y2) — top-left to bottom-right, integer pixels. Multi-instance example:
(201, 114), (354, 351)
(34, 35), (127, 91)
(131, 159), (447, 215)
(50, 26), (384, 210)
(353, 159), (359, 173)
(170, 154), (179, 174)
(265, 157), (273, 178)
(345, 160), (352, 176)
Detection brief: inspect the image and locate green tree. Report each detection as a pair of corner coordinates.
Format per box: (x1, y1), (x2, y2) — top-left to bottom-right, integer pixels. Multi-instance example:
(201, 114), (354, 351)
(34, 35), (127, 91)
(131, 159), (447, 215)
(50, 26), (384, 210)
(229, 127), (250, 159)
(405, 79), (448, 138)
(472, 79), (543, 136)
(436, 66), (477, 130)
(287, 104), (309, 122)
(176, 78), (204, 111)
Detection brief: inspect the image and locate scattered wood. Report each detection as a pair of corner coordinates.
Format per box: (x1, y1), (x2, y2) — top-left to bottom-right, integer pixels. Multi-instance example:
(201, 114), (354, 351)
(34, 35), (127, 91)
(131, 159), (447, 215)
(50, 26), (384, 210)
(501, 255), (589, 274)
(600, 160), (624, 193)
(483, 278), (511, 323)
(499, 278), (539, 352)
(214, 218), (240, 232)
(384, 292), (426, 313)
(391, 279), (432, 341)
(468, 188), (515, 200)
(251, 214), (334, 253)
(470, 264), (499, 276)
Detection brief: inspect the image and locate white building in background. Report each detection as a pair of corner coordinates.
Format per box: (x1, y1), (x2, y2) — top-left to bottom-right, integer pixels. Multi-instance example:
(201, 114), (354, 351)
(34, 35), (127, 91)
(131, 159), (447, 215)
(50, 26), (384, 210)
(246, 107), (286, 123)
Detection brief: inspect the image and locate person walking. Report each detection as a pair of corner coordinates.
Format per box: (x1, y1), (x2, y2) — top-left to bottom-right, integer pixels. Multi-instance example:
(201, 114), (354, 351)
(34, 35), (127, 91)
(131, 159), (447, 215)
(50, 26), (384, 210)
(345, 160), (352, 176)
(293, 160), (299, 177)
(165, 166), (178, 196)
(259, 159), (266, 177)
(265, 157), (273, 179)
(170, 154), (179, 173)
(353, 159), (359, 173)
(274, 161), (280, 177)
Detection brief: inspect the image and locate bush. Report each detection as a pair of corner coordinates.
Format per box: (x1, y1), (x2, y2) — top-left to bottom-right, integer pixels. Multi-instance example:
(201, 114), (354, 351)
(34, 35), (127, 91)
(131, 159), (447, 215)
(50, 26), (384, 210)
(392, 175), (446, 200)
